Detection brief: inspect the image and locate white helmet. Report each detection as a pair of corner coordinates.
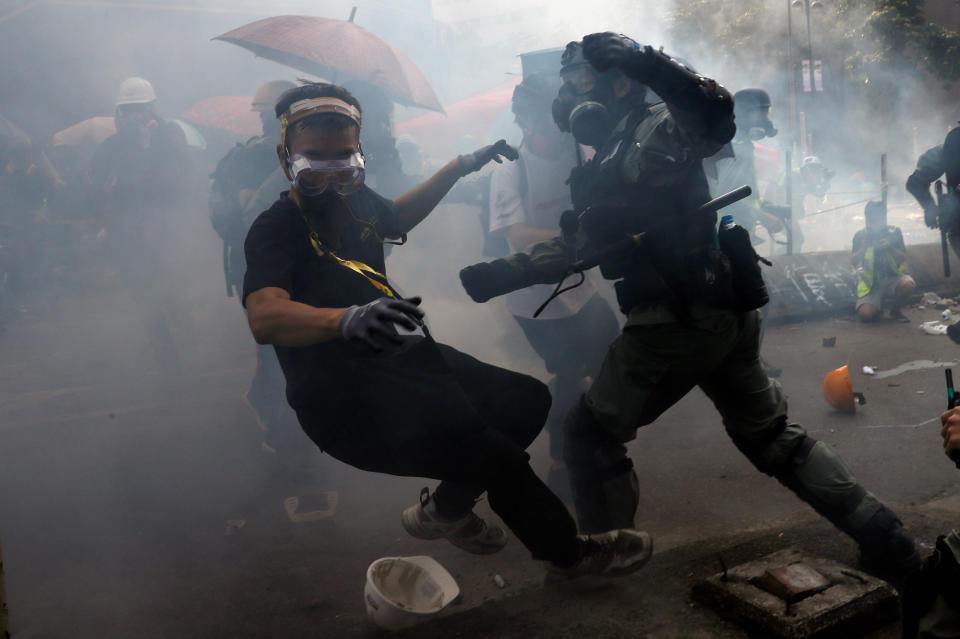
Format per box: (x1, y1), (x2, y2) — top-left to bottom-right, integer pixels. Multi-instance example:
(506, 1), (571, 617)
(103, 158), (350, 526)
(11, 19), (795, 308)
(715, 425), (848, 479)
(116, 77), (157, 107)
(363, 556), (460, 631)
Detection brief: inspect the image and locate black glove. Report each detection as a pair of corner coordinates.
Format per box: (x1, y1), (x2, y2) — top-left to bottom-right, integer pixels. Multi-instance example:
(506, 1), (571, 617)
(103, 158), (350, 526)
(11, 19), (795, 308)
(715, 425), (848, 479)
(925, 205), (939, 230)
(338, 296), (424, 351)
(460, 255), (539, 303)
(458, 139), (519, 175)
(581, 32), (646, 78)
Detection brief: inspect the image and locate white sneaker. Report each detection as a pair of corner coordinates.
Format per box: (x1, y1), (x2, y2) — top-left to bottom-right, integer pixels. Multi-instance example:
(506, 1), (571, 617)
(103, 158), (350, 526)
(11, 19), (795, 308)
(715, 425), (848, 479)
(401, 487), (507, 555)
(549, 529), (653, 579)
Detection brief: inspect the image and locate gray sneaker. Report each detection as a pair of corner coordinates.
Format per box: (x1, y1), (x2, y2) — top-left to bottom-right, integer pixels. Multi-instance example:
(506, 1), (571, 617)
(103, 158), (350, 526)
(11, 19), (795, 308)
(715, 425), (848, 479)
(548, 529), (653, 579)
(401, 487), (507, 555)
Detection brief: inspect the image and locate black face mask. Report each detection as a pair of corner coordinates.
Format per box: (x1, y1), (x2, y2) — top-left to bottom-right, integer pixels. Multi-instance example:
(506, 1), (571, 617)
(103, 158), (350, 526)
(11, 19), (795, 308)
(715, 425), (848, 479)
(552, 79), (616, 148)
(299, 189), (345, 215)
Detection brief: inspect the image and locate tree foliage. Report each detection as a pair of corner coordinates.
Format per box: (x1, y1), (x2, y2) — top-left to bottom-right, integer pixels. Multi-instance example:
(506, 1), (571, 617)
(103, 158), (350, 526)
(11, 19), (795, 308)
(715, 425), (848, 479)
(667, 0), (960, 88)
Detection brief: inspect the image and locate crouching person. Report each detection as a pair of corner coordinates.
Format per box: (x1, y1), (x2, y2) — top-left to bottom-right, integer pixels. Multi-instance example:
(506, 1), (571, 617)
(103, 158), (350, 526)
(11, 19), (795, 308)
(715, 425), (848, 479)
(242, 81), (652, 577)
(852, 201), (915, 322)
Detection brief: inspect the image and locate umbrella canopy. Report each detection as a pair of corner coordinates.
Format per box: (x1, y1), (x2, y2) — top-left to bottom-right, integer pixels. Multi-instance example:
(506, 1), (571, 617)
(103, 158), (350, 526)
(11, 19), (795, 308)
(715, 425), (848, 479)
(214, 15), (443, 113)
(52, 116), (116, 147)
(397, 77), (520, 155)
(181, 95), (262, 137)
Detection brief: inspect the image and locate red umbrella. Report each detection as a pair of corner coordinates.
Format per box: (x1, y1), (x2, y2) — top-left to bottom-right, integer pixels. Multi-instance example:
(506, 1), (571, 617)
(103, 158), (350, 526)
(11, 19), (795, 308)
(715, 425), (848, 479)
(181, 96), (262, 137)
(214, 16), (443, 113)
(397, 77), (520, 154)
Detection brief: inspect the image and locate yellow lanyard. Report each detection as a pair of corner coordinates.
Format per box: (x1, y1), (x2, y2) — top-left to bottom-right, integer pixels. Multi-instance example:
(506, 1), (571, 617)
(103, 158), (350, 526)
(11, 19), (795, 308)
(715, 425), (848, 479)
(292, 190), (397, 298)
(306, 233), (395, 298)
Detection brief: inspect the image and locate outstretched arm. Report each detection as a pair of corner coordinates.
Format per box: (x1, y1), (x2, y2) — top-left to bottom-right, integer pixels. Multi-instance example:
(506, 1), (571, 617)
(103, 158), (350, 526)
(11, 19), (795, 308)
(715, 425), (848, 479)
(394, 140), (518, 234)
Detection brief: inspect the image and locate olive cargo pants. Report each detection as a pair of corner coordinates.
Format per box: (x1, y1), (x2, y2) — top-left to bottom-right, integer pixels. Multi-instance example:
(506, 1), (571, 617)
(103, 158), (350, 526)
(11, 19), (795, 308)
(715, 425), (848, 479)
(564, 309), (919, 576)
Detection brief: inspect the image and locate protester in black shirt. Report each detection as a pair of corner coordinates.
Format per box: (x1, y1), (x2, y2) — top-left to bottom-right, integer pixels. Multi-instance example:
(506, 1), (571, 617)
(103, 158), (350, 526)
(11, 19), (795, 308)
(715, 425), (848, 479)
(243, 81), (652, 577)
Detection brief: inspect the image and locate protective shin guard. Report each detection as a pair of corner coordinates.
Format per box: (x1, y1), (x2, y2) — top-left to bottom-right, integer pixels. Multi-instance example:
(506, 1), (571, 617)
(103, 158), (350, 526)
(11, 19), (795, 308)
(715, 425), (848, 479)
(776, 437), (921, 579)
(564, 398), (639, 534)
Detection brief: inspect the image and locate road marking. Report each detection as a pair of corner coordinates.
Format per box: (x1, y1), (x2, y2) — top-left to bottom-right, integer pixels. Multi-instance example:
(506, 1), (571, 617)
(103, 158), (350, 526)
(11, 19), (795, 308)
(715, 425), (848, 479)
(860, 416), (940, 430)
(874, 360), (957, 379)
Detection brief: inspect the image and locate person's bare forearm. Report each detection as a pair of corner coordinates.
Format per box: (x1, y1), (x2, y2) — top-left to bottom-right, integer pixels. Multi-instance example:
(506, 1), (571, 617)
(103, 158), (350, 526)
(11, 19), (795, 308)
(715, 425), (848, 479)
(394, 158), (465, 234)
(248, 296), (346, 347)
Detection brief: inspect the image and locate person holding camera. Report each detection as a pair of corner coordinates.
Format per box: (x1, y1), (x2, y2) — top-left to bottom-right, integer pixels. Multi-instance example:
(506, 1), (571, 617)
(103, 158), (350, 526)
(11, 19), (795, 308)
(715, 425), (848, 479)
(460, 32), (921, 583)
(851, 200), (915, 322)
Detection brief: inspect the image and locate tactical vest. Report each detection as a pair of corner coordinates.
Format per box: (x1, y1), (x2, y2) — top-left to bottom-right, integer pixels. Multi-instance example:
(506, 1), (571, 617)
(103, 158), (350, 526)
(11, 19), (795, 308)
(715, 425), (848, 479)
(569, 104), (733, 315)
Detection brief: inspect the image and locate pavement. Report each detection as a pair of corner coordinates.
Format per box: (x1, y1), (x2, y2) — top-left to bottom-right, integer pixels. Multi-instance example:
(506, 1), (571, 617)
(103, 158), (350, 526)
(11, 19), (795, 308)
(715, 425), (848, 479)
(2, 213), (960, 637)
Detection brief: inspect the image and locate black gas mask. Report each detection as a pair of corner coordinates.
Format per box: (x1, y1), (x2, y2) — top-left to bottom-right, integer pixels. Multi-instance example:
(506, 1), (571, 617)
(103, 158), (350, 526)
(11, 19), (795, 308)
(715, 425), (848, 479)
(552, 43), (620, 148)
(745, 112), (778, 141)
(733, 90), (777, 141)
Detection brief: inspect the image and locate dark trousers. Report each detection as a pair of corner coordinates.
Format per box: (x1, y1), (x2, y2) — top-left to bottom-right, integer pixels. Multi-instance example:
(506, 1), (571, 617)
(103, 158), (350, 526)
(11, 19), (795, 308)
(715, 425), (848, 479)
(298, 339), (579, 564)
(514, 294), (620, 460)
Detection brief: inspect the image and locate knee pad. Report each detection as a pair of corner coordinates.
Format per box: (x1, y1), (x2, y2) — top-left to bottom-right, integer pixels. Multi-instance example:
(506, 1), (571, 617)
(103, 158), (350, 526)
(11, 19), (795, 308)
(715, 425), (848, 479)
(732, 419), (803, 475)
(772, 436), (900, 537)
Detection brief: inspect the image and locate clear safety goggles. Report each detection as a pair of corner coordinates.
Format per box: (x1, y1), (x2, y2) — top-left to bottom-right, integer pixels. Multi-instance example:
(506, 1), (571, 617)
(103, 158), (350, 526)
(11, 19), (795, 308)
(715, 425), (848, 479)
(287, 151), (366, 196)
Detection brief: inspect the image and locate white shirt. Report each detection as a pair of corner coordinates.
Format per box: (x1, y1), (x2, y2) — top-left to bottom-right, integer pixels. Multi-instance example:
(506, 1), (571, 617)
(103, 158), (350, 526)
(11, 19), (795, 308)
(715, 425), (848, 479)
(489, 145), (597, 319)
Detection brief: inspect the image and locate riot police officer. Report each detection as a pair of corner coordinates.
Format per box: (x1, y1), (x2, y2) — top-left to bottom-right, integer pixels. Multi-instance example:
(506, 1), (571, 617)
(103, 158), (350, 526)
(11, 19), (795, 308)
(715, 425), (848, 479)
(907, 125), (960, 258)
(461, 32), (921, 582)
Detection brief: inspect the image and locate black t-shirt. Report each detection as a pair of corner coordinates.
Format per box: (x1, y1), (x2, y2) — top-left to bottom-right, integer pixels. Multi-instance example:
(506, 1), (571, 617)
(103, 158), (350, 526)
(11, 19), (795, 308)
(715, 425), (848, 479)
(242, 187), (404, 410)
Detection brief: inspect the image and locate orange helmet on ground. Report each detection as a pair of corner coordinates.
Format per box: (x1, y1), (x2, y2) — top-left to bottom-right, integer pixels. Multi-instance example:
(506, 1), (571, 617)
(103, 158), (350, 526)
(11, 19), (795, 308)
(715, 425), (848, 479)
(823, 364), (856, 412)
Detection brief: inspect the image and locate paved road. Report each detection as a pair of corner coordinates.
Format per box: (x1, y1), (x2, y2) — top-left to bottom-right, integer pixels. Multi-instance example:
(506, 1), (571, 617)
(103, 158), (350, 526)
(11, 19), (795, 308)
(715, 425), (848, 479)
(1, 253), (959, 637)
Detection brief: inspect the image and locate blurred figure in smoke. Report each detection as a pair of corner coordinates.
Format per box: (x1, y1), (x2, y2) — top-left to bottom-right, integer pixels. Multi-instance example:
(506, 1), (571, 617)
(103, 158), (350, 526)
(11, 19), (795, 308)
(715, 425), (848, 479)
(907, 125), (960, 258)
(461, 33), (921, 585)
(0, 137), (57, 315)
(712, 89), (788, 247)
(765, 155), (834, 255)
(712, 88), (788, 378)
(89, 77), (190, 200)
(488, 70), (619, 502)
(87, 77), (195, 376)
(210, 80), (295, 299)
(851, 200), (914, 322)
(209, 80), (326, 481)
(395, 134), (425, 179)
(242, 81), (652, 578)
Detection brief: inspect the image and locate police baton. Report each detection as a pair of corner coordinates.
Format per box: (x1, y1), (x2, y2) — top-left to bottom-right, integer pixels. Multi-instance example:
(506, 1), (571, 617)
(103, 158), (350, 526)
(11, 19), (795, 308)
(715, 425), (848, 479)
(568, 185), (753, 273)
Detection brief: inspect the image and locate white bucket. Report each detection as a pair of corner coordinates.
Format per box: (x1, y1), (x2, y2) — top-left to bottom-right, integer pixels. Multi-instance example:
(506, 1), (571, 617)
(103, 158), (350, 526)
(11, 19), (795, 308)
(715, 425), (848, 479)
(363, 556), (460, 631)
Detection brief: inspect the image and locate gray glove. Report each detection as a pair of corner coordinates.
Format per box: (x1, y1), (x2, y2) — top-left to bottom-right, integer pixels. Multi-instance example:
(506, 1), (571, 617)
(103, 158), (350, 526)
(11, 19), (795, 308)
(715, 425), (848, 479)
(338, 296), (424, 351)
(458, 139), (519, 175)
